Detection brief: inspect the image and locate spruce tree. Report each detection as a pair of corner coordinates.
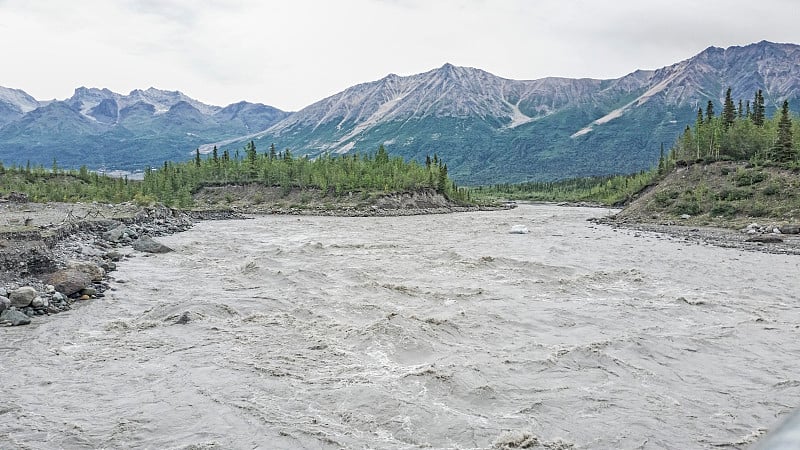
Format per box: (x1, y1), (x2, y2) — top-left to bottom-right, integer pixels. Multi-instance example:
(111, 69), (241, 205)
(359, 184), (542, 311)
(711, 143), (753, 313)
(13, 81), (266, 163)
(705, 100), (715, 123)
(774, 100), (794, 162)
(722, 87), (736, 128)
(752, 90), (765, 126)
(269, 143), (277, 160)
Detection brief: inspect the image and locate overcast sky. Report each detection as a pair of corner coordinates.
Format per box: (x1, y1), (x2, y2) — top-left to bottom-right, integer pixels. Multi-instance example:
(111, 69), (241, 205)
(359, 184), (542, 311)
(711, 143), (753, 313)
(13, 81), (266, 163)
(2, 0), (799, 111)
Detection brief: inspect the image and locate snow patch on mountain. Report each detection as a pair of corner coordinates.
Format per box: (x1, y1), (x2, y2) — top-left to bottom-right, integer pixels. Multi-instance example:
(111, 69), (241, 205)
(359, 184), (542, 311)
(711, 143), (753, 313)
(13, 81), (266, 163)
(0, 86), (40, 113)
(571, 63), (687, 138)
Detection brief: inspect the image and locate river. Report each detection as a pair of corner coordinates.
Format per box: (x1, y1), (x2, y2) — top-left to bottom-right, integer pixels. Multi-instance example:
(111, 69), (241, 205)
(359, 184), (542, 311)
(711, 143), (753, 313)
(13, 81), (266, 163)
(2, 204), (799, 449)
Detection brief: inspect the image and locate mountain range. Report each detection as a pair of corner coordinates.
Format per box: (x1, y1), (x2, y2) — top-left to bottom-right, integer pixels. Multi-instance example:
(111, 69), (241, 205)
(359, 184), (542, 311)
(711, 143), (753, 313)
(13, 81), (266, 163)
(1, 40), (799, 184)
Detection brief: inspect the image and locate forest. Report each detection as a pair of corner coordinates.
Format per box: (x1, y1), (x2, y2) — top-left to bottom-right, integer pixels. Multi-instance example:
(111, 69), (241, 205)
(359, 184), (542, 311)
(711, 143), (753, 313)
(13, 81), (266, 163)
(0, 144), (471, 207)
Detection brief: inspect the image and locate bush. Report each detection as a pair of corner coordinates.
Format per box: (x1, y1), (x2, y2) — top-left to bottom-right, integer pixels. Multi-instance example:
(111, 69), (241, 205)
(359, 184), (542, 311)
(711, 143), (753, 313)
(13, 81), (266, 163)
(734, 169), (767, 186)
(717, 188), (752, 201)
(653, 191), (674, 207)
(744, 202), (770, 217)
(762, 183), (781, 196)
(671, 200), (701, 216)
(710, 203), (738, 217)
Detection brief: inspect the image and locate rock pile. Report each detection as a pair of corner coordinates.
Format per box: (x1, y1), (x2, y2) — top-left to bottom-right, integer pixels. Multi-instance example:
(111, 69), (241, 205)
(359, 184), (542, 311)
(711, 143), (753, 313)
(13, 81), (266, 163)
(1, 204), (192, 326)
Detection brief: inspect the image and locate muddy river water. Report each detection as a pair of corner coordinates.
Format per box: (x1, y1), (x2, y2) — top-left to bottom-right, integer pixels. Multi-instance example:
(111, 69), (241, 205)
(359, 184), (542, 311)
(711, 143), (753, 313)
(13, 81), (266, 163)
(2, 204), (799, 449)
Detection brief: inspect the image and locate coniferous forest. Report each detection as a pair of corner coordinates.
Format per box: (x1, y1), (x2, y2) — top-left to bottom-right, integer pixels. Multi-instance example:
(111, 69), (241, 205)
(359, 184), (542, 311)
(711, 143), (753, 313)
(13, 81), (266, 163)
(0, 144), (471, 207)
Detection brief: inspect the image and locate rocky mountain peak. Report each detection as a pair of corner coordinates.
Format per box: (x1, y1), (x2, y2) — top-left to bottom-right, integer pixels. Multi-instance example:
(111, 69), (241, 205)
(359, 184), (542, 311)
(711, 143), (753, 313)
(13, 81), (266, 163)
(0, 86), (41, 114)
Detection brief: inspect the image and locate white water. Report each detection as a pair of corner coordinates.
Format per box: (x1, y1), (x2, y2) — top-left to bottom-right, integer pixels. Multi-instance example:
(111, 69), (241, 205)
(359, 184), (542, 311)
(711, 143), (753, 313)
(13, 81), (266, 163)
(2, 204), (799, 449)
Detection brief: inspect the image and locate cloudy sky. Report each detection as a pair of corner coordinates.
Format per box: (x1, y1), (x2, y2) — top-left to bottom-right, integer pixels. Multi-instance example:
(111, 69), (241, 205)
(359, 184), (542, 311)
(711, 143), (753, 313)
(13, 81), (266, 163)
(2, 0), (799, 111)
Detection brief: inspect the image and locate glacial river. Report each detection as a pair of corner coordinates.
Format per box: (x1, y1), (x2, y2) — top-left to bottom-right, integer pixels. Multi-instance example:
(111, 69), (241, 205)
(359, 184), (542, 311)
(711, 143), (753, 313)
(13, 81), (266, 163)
(2, 204), (799, 449)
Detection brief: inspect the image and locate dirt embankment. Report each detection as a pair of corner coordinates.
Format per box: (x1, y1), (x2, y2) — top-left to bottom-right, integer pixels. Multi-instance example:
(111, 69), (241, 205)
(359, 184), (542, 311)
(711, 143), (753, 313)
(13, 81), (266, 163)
(600, 161), (800, 255)
(191, 185), (503, 216)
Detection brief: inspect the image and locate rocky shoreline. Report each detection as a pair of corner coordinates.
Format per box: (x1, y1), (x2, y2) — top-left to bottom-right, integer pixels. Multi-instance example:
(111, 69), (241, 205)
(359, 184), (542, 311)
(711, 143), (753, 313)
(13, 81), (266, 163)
(595, 216), (800, 256)
(0, 202), (208, 326)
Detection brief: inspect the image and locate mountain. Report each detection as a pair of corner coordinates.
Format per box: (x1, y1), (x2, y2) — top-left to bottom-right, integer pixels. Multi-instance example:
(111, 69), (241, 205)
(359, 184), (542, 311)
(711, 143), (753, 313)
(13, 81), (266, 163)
(0, 87), (290, 171)
(1, 41), (799, 182)
(0, 86), (41, 127)
(210, 40), (800, 184)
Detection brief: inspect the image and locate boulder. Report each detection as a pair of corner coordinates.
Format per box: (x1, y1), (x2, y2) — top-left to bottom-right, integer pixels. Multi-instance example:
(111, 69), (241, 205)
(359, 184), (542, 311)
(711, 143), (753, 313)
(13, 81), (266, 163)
(103, 224), (140, 243)
(0, 296), (10, 313)
(0, 309), (31, 326)
(81, 287), (97, 297)
(105, 250), (123, 262)
(31, 296), (48, 308)
(132, 236), (174, 254)
(779, 225), (800, 235)
(9, 286), (37, 308)
(66, 260), (106, 282)
(46, 269), (93, 297)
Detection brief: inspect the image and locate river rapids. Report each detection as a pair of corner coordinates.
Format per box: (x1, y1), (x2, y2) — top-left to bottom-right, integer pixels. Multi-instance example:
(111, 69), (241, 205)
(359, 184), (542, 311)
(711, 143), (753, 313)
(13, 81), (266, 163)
(2, 204), (799, 449)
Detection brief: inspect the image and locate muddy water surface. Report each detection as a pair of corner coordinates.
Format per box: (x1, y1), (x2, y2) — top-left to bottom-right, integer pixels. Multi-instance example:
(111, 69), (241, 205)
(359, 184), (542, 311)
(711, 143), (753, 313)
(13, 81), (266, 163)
(2, 204), (799, 449)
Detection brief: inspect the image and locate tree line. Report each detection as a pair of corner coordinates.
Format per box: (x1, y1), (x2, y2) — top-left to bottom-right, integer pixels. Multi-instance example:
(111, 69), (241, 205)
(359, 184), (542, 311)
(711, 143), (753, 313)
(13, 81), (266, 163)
(0, 144), (470, 207)
(665, 88), (798, 167)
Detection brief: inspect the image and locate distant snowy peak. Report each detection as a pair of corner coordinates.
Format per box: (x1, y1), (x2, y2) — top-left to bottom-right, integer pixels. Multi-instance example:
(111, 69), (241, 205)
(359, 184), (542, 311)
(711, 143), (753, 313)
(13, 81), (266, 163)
(0, 86), (41, 113)
(66, 86), (221, 119)
(125, 87), (220, 115)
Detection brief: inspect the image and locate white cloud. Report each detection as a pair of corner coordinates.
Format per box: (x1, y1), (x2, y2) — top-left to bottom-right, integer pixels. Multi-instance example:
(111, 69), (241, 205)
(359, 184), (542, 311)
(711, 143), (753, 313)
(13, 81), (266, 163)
(1, 0), (799, 110)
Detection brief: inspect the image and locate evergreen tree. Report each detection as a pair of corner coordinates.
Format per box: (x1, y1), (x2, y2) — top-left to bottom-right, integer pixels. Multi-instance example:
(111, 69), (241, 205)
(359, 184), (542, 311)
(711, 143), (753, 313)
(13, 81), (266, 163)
(375, 144), (390, 165)
(722, 87), (736, 128)
(212, 146), (219, 164)
(195, 148), (201, 167)
(269, 143), (277, 160)
(705, 100), (715, 123)
(752, 90), (765, 126)
(437, 163), (448, 194)
(774, 100), (794, 162)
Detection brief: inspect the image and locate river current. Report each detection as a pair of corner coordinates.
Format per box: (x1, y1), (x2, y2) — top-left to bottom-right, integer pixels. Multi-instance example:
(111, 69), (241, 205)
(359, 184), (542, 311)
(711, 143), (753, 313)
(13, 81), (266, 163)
(2, 204), (799, 449)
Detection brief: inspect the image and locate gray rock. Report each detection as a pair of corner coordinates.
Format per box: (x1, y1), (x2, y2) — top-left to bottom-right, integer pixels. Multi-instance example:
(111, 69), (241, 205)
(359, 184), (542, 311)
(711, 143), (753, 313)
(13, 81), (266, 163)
(0, 287), (6, 297)
(0, 296), (10, 313)
(102, 224), (133, 243)
(105, 250), (123, 262)
(66, 260), (106, 282)
(45, 269), (93, 297)
(779, 225), (800, 235)
(81, 287), (97, 297)
(9, 286), (37, 308)
(31, 296), (47, 308)
(1, 309), (31, 326)
(78, 244), (105, 257)
(132, 236), (174, 254)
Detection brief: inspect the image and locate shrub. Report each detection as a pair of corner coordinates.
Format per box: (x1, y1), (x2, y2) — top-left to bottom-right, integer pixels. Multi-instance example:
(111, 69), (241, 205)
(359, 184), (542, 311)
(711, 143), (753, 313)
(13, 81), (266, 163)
(717, 188), (752, 201)
(734, 169), (767, 186)
(671, 200), (701, 216)
(762, 183), (781, 196)
(710, 203), (737, 217)
(744, 202), (770, 217)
